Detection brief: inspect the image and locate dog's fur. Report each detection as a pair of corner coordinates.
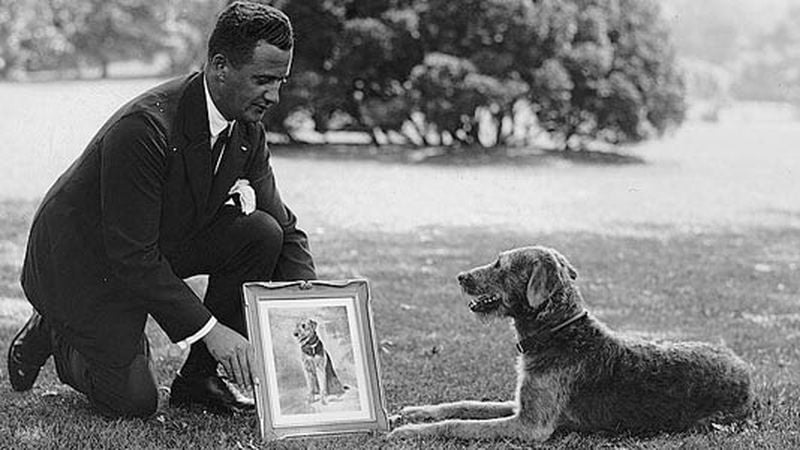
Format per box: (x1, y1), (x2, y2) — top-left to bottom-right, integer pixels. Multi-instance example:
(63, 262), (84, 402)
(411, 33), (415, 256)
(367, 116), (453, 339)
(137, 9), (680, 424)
(292, 318), (347, 405)
(389, 246), (753, 442)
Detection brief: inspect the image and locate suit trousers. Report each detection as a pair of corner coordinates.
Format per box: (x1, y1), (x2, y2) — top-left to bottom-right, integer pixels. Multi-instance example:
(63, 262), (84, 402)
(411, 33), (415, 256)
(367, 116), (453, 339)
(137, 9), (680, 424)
(52, 207), (284, 417)
(167, 206), (284, 376)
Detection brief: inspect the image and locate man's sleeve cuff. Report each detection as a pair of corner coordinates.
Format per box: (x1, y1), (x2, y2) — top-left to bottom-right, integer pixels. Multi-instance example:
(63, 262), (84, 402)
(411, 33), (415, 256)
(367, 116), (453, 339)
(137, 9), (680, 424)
(176, 317), (217, 350)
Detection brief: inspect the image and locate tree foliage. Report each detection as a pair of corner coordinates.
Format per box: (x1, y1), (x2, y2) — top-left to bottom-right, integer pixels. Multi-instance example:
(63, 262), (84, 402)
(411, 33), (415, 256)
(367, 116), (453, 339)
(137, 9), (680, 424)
(732, 6), (800, 105)
(2, 0), (686, 150)
(0, 0), (178, 78)
(268, 0), (685, 149)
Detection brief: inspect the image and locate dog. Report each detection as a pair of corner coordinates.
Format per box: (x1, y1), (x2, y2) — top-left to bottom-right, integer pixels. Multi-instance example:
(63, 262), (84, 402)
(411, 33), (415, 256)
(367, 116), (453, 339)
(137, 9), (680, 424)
(389, 246), (753, 442)
(292, 318), (347, 405)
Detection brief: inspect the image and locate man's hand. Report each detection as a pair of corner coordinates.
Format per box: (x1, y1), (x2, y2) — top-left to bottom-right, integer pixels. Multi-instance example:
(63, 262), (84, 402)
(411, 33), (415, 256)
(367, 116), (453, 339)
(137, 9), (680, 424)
(202, 322), (254, 388)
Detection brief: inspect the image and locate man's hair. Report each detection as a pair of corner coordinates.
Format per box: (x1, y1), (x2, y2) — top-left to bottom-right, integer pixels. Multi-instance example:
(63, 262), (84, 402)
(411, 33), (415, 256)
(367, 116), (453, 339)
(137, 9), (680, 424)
(207, 1), (294, 68)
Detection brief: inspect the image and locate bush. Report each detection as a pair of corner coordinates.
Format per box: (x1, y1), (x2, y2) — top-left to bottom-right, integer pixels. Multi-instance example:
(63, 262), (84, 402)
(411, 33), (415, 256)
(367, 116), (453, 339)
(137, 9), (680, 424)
(273, 0), (686, 150)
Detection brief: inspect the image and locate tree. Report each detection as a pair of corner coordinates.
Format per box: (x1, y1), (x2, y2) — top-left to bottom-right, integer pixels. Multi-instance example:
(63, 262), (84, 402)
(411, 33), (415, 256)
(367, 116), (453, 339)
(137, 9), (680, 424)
(8, 0), (685, 150)
(0, 0), (74, 77)
(63, 1), (169, 78)
(417, 0), (538, 146)
(0, 0), (178, 79)
(732, 6), (800, 105)
(163, 0), (225, 74)
(527, 0), (685, 150)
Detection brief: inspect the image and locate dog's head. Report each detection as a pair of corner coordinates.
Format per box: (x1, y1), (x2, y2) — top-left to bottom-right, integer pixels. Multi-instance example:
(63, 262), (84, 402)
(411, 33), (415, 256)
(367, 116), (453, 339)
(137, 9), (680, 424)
(457, 246), (578, 319)
(292, 318), (318, 344)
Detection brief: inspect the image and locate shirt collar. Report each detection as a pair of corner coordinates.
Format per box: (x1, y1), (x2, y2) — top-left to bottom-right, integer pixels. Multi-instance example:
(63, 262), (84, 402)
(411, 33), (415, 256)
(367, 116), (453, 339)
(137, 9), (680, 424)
(203, 73), (234, 139)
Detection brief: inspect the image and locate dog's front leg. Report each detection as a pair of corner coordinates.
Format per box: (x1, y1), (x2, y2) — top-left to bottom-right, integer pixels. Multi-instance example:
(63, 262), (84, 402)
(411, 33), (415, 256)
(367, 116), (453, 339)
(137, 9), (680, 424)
(388, 416), (552, 442)
(302, 359), (319, 403)
(315, 359), (328, 405)
(398, 400), (517, 421)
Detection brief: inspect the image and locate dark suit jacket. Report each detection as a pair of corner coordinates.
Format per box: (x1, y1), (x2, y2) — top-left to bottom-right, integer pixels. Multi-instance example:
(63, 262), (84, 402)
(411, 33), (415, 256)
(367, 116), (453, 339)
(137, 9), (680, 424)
(21, 72), (315, 366)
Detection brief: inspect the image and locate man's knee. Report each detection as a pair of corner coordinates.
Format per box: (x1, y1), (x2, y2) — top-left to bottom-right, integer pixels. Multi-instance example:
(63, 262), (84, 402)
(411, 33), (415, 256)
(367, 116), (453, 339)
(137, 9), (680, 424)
(114, 384), (158, 419)
(243, 210), (283, 255)
(91, 354), (158, 419)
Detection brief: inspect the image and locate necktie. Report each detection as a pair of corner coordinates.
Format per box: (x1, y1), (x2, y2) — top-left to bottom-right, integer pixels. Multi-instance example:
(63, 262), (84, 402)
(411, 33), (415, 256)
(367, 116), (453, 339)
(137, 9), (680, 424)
(211, 124), (230, 175)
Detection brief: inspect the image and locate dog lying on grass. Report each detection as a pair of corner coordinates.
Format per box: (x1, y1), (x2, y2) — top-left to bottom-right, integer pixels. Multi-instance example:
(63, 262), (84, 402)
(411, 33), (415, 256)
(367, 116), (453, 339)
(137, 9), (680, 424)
(389, 246), (753, 442)
(292, 318), (348, 405)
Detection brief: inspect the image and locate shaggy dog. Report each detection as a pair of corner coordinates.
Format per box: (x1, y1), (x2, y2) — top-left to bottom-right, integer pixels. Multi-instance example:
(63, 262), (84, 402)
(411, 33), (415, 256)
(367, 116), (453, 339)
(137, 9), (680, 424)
(292, 318), (347, 405)
(389, 246), (753, 442)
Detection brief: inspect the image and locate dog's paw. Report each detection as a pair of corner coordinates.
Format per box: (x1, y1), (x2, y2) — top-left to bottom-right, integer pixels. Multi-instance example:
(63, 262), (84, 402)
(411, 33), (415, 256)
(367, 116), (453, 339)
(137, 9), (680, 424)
(398, 405), (436, 420)
(388, 413), (403, 428)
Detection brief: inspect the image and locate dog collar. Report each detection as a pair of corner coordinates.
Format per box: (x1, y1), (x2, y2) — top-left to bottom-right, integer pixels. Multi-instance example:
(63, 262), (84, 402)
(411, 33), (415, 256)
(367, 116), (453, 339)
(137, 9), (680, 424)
(515, 310), (588, 354)
(301, 336), (322, 356)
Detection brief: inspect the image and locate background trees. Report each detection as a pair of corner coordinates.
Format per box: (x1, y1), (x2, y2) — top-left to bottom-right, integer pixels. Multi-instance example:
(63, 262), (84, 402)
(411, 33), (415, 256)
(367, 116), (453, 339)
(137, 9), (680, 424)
(731, 6), (800, 106)
(0, 1), (172, 78)
(269, 0), (686, 150)
(0, 0), (688, 151)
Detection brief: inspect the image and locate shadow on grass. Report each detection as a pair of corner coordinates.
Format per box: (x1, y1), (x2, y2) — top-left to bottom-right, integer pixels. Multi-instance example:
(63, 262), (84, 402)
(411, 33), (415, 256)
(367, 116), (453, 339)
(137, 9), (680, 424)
(1, 204), (799, 448)
(270, 143), (646, 167)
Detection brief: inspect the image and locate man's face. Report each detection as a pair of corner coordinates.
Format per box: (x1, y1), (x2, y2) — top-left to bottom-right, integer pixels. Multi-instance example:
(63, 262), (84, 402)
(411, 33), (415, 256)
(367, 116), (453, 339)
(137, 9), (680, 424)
(213, 41), (292, 123)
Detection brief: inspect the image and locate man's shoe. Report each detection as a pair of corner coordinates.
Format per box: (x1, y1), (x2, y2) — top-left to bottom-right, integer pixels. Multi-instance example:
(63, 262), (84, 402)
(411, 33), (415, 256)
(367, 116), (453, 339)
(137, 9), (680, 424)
(7, 311), (53, 391)
(169, 373), (255, 415)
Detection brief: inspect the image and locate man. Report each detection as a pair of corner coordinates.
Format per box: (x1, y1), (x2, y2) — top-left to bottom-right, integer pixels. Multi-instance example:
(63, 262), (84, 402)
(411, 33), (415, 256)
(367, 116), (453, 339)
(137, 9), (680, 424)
(7, 1), (315, 418)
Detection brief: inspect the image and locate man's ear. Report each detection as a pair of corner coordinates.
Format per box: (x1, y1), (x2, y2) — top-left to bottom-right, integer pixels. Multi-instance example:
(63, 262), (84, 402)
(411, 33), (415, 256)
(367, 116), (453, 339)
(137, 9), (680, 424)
(526, 260), (550, 308)
(209, 53), (229, 82)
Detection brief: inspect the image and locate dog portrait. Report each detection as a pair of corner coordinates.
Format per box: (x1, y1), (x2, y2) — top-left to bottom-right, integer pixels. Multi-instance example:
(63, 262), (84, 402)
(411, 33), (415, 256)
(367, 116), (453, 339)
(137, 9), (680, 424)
(265, 305), (362, 419)
(243, 280), (389, 439)
(390, 246), (753, 442)
(292, 317), (349, 405)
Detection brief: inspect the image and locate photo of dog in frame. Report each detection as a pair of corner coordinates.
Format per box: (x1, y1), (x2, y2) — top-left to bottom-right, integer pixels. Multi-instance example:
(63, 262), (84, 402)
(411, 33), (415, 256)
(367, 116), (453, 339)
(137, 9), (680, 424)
(293, 318), (350, 405)
(389, 246), (753, 443)
(265, 306), (363, 417)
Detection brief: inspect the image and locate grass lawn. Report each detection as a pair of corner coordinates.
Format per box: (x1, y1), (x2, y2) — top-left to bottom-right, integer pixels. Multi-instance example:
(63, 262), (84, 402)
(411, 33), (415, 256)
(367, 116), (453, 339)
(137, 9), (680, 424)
(0, 78), (799, 448)
(1, 199), (799, 449)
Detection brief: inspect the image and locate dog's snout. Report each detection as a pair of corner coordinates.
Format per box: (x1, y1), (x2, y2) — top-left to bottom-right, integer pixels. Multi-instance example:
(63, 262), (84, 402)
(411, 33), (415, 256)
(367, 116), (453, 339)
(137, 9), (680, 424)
(457, 272), (472, 288)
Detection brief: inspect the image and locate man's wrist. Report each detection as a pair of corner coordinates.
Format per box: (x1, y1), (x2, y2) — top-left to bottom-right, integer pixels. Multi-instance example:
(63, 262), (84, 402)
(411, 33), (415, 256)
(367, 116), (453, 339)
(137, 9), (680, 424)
(176, 317), (217, 350)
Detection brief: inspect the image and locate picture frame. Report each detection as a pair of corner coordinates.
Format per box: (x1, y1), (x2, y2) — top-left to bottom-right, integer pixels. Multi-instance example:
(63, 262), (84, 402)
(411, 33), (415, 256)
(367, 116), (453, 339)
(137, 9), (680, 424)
(242, 279), (389, 440)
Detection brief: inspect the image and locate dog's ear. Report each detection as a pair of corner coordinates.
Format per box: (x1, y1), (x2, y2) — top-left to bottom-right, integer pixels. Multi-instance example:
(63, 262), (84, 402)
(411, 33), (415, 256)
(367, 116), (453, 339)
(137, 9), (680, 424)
(526, 251), (576, 308)
(309, 319), (317, 330)
(526, 259), (551, 308)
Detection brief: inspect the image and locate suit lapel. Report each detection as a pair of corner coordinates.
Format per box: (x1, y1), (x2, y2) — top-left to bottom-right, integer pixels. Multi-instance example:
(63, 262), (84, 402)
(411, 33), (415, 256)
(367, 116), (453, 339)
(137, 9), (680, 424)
(207, 123), (250, 213)
(185, 140), (213, 211)
(174, 74), (213, 211)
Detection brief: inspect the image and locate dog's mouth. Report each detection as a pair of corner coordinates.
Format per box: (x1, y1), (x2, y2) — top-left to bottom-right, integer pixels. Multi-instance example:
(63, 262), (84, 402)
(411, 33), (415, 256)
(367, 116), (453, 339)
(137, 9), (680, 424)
(468, 292), (502, 313)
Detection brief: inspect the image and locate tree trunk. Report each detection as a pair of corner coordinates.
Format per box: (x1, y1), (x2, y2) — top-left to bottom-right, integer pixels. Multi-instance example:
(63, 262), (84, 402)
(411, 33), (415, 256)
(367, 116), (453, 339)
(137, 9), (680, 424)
(400, 129), (420, 147)
(98, 53), (110, 79)
(493, 113), (504, 147)
(409, 119), (430, 146)
(370, 128), (382, 146)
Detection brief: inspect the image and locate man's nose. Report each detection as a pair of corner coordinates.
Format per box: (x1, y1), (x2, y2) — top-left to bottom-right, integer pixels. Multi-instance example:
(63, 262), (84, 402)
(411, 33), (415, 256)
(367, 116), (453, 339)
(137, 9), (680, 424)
(263, 85), (280, 105)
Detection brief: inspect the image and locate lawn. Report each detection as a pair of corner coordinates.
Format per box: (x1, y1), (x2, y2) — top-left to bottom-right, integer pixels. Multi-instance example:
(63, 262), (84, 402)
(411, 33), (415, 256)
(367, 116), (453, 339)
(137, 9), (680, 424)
(0, 79), (799, 448)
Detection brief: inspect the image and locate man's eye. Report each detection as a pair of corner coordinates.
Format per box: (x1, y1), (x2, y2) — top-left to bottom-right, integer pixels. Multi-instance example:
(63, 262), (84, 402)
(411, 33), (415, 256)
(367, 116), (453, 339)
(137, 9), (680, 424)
(257, 76), (287, 85)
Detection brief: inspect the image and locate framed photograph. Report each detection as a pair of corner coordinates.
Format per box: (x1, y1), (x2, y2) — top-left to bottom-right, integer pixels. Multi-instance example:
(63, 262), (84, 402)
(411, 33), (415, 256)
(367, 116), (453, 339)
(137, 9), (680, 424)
(242, 279), (388, 440)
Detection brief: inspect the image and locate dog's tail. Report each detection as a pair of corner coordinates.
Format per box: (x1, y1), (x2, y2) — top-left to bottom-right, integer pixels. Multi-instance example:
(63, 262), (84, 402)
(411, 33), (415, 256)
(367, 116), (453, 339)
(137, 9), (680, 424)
(325, 354), (348, 395)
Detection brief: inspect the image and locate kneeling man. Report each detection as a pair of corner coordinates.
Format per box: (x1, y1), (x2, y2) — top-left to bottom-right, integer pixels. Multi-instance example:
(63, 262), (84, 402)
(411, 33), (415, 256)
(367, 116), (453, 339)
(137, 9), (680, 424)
(7, 1), (315, 418)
